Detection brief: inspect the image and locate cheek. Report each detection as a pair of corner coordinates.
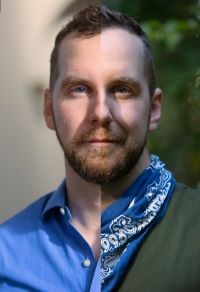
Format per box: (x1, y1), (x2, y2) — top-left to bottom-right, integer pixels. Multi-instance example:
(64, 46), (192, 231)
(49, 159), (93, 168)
(53, 102), (85, 139)
(117, 101), (149, 132)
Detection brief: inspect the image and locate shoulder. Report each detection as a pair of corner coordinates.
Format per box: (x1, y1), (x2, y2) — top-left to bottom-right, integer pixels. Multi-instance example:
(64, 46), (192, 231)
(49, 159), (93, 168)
(0, 180), (66, 248)
(0, 191), (54, 272)
(173, 182), (200, 197)
(160, 182), (200, 234)
(0, 191), (57, 275)
(147, 182), (200, 259)
(167, 182), (200, 219)
(0, 191), (53, 235)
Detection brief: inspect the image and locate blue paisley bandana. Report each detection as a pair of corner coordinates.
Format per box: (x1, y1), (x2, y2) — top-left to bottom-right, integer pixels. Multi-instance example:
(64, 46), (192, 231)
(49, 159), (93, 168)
(101, 155), (176, 291)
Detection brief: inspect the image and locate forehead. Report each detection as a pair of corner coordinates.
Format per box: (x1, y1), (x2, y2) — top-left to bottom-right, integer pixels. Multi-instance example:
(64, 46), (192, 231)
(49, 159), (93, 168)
(100, 28), (144, 61)
(58, 28), (145, 82)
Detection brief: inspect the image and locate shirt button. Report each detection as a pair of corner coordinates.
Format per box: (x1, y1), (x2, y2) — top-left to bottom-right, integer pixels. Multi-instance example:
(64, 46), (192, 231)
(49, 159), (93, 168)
(83, 259), (91, 267)
(60, 208), (65, 215)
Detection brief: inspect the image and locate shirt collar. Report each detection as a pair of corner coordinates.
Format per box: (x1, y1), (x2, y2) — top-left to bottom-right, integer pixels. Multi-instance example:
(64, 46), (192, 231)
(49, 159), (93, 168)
(41, 180), (70, 220)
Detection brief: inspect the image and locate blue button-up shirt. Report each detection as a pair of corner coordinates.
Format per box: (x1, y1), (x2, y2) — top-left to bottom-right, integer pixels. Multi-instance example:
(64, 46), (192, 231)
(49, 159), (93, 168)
(0, 181), (100, 291)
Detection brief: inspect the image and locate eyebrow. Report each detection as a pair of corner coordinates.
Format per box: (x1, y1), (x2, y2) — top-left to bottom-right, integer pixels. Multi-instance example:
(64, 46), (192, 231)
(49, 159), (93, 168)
(109, 77), (141, 92)
(60, 76), (141, 93)
(60, 76), (90, 90)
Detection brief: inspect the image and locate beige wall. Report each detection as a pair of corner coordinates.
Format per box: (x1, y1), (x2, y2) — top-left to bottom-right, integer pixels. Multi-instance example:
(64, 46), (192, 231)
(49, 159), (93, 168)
(0, 0), (71, 222)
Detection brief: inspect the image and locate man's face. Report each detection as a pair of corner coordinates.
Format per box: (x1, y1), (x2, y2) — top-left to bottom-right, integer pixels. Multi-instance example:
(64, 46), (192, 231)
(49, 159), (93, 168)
(44, 28), (161, 183)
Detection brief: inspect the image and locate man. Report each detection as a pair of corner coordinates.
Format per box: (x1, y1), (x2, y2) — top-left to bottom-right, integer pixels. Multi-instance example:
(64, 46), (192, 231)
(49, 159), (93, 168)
(0, 4), (199, 292)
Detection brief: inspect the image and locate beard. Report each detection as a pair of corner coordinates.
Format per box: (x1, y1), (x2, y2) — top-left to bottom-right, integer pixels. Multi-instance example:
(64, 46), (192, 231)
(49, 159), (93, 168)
(54, 123), (148, 184)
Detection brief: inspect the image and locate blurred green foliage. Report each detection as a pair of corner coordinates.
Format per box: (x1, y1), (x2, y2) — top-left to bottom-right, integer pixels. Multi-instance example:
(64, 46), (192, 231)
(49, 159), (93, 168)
(103, 0), (200, 186)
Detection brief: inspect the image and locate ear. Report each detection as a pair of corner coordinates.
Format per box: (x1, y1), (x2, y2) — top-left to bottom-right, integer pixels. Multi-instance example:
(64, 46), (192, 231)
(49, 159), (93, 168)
(149, 88), (163, 132)
(44, 89), (55, 130)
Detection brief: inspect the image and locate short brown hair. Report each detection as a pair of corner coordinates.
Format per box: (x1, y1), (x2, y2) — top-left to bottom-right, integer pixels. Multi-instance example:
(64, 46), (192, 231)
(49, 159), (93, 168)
(49, 4), (155, 96)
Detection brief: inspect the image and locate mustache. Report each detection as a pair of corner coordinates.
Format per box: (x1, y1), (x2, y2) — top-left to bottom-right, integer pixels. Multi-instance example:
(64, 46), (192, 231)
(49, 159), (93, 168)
(74, 128), (126, 144)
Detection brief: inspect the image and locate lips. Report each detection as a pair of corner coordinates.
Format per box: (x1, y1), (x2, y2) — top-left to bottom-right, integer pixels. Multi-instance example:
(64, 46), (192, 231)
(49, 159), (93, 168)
(87, 138), (116, 143)
(75, 128), (126, 144)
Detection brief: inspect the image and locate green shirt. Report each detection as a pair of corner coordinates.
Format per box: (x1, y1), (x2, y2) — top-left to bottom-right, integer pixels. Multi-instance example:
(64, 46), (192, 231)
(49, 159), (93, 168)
(118, 184), (200, 292)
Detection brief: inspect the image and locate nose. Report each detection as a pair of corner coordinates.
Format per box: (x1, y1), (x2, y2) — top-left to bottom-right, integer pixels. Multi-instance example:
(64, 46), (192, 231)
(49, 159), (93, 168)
(88, 90), (112, 126)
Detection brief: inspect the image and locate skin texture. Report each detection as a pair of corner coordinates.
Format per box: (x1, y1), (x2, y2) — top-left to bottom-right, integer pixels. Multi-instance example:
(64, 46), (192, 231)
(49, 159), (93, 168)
(44, 28), (162, 258)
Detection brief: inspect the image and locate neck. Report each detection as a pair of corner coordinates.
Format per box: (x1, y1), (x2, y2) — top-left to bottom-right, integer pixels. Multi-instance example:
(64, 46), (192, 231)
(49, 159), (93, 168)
(65, 161), (101, 260)
(101, 148), (150, 210)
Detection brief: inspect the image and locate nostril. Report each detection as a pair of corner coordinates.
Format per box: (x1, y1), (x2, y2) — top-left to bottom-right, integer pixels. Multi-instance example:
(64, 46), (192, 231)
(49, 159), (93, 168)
(86, 92), (113, 126)
(89, 106), (112, 126)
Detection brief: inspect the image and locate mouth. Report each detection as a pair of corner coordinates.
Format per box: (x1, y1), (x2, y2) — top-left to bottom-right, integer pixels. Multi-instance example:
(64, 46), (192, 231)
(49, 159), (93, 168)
(77, 129), (126, 146)
(84, 138), (119, 146)
(88, 138), (115, 143)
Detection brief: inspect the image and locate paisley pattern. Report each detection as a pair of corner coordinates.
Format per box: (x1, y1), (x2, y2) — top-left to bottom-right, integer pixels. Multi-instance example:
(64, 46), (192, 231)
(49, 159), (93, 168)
(101, 155), (176, 291)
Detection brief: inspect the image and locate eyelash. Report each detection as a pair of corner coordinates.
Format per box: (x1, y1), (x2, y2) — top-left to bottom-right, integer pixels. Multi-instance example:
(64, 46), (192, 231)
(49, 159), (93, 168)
(66, 85), (133, 98)
(111, 86), (131, 94)
(70, 86), (90, 93)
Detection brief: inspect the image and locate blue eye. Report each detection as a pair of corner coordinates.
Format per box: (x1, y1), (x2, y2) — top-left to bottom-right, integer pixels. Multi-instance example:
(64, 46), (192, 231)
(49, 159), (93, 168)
(72, 86), (87, 93)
